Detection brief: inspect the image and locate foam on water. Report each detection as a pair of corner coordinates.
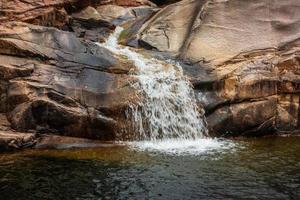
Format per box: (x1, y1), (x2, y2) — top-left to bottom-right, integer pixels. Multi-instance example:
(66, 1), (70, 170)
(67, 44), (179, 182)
(97, 27), (234, 154)
(128, 139), (235, 156)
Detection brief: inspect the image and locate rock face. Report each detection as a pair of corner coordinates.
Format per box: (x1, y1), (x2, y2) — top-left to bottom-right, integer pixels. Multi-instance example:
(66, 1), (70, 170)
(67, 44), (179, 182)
(0, 0), (156, 28)
(0, 0), (159, 150)
(69, 5), (158, 42)
(94, 5), (158, 25)
(0, 114), (37, 150)
(136, 0), (300, 136)
(0, 0), (77, 28)
(0, 22), (136, 141)
(1, 0), (300, 150)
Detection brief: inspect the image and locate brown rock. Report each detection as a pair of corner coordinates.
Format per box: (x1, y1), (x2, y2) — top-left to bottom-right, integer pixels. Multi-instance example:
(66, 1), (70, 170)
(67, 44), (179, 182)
(114, 0), (156, 7)
(70, 6), (115, 42)
(135, 0), (300, 136)
(0, 0), (156, 28)
(75, 4), (158, 25)
(1, 0), (300, 140)
(0, 131), (37, 150)
(69, 5), (158, 42)
(0, 114), (37, 150)
(0, 22), (137, 140)
(0, 0), (79, 28)
(139, 0), (300, 64)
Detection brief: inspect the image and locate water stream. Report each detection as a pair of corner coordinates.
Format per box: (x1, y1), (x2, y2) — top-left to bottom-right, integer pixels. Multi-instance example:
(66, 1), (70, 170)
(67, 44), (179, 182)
(97, 27), (229, 154)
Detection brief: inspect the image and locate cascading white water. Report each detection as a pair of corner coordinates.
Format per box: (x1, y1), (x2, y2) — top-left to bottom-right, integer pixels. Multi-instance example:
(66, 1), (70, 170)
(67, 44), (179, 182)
(98, 27), (207, 140)
(97, 27), (233, 154)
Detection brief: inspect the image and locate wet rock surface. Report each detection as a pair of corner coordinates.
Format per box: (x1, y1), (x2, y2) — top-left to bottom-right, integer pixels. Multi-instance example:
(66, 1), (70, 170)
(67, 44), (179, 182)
(132, 0), (300, 136)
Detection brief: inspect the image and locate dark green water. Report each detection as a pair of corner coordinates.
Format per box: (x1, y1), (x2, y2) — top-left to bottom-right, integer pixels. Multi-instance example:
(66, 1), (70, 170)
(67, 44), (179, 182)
(0, 137), (299, 200)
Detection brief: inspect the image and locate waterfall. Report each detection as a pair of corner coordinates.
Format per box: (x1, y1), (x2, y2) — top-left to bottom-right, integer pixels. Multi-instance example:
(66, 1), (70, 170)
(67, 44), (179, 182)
(97, 27), (208, 141)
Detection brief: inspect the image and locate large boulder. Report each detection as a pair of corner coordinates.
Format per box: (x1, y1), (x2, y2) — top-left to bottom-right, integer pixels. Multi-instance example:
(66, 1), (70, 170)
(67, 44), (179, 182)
(136, 0), (300, 136)
(69, 6), (116, 42)
(0, 22), (136, 140)
(0, 0), (79, 27)
(69, 5), (158, 42)
(94, 5), (158, 25)
(139, 0), (300, 64)
(0, 0), (156, 28)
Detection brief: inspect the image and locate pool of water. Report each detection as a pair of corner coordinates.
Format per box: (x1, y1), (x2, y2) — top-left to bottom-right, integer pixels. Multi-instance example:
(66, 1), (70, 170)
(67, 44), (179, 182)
(0, 136), (299, 200)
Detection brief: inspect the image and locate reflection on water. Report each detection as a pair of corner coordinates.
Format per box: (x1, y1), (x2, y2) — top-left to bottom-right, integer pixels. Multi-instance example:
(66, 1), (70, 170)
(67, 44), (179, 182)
(0, 137), (300, 200)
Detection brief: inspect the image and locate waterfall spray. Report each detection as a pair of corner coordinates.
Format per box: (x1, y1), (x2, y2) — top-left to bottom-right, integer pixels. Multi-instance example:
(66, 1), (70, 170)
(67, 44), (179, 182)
(97, 27), (208, 141)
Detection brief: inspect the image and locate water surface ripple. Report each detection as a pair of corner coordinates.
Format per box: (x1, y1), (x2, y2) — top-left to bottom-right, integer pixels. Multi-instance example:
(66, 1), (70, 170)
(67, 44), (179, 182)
(0, 137), (299, 200)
